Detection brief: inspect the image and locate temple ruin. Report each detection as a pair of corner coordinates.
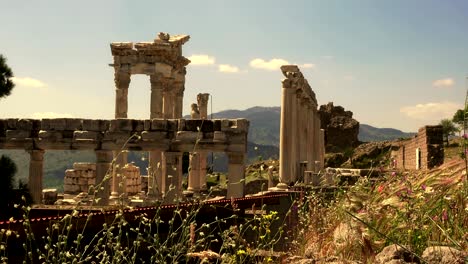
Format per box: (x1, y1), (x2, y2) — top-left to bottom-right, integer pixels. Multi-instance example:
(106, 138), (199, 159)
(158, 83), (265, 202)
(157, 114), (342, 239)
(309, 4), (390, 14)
(0, 33), (249, 205)
(276, 65), (325, 189)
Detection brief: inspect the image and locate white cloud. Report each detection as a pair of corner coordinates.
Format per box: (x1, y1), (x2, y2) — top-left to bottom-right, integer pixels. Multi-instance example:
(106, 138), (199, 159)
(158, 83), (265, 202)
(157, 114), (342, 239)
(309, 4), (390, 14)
(400, 101), (462, 120)
(187, 54), (216, 65)
(344, 75), (355, 81)
(432, 78), (454, 88)
(249, 58), (290, 71)
(301, 63), (316, 69)
(218, 64), (239, 73)
(11, 77), (47, 88)
(32, 112), (74, 119)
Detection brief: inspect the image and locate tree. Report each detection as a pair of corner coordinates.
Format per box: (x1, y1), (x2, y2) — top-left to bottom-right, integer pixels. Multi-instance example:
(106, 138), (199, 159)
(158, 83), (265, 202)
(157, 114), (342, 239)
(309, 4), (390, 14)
(440, 119), (459, 146)
(452, 107), (468, 127)
(0, 155), (17, 219)
(0, 54), (15, 98)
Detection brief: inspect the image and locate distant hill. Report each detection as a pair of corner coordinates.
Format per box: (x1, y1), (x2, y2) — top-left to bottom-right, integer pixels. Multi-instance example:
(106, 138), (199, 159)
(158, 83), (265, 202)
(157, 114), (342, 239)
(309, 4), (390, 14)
(358, 124), (414, 142)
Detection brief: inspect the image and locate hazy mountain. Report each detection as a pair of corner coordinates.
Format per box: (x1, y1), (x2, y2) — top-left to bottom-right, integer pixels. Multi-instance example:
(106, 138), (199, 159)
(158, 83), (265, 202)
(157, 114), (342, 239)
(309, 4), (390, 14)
(358, 124), (414, 142)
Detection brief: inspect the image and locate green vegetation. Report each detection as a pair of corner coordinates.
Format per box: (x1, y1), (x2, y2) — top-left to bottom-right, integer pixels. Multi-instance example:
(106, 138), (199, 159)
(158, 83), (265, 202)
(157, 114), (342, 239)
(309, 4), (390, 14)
(0, 54), (14, 99)
(439, 119), (459, 146)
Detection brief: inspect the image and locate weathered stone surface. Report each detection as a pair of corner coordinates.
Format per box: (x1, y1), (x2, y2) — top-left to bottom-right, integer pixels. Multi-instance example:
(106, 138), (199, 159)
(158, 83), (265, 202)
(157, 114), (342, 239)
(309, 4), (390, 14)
(141, 131), (167, 141)
(375, 244), (418, 264)
(422, 246), (466, 264)
(318, 102), (359, 152)
(110, 119), (133, 132)
(6, 130), (30, 139)
(73, 131), (99, 141)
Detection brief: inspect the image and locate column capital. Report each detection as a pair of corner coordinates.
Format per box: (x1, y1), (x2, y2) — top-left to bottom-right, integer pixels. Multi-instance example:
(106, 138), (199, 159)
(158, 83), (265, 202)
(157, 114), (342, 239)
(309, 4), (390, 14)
(114, 71), (131, 89)
(197, 93), (210, 106)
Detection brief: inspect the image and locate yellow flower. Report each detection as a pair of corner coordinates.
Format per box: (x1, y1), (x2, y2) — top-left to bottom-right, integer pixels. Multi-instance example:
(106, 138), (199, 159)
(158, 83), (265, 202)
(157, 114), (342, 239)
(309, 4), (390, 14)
(236, 249), (246, 255)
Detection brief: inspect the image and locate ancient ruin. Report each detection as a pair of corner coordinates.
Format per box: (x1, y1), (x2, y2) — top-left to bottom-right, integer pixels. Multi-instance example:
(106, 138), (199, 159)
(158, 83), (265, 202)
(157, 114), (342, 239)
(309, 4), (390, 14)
(0, 33), (249, 205)
(277, 65), (325, 188)
(318, 102), (360, 152)
(392, 125), (444, 170)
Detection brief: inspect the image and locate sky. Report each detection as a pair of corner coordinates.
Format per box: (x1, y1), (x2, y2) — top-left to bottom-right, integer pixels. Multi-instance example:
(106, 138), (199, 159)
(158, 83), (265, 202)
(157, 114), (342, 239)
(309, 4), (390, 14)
(1, 0), (467, 132)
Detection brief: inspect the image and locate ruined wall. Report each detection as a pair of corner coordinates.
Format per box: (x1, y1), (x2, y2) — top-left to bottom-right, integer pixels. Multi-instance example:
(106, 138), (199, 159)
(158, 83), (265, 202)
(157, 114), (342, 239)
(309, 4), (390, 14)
(64, 162), (142, 195)
(318, 102), (360, 152)
(393, 125), (444, 170)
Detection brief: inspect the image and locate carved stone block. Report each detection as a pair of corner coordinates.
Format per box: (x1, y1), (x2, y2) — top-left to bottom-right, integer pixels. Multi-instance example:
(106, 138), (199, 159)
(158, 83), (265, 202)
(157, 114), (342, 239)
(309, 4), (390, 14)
(17, 119), (33, 130)
(73, 131), (99, 141)
(6, 130), (31, 139)
(110, 119), (133, 132)
(141, 131), (167, 141)
(176, 131), (199, 141)
(66, 119), (82, 130)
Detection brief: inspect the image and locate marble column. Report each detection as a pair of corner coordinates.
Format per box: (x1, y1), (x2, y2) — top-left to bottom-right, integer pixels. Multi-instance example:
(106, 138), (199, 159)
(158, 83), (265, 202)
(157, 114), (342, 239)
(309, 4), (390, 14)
(28, 150), (44, 204)
(319, 129), (325, 171)
(95, 150), (113, 206)
(163, 89), (176, 119)
(187, 152), (200, 192)
(110, 150), (128, 201)
(150, 75), (163, 119)
(314, 114), (321, 172)
(279, 77), (296, 188)
(306, 104), (314, 172)
(114, 71), (131, 119)
(188, 104), (201, 192)
(227, 153), (245, 198)
(148, 75), (164, 199)
(162, 152), (183, 203)
(197, 93), (210, 191)
(197, 93), (210, 119)
(174, 84), (184, 118)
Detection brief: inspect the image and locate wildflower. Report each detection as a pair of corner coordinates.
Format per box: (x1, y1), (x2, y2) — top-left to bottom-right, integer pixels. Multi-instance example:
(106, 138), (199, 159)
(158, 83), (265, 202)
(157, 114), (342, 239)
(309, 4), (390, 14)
(421, 184), (426, 191)
(391, 171), (396, 177)
(377, 185), (384, 193)
(236, 249), (246, 255)
(442, 209), (448, 221)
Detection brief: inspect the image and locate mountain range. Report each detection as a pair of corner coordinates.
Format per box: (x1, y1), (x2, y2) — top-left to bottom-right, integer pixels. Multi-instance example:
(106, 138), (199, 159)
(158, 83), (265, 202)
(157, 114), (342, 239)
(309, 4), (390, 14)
(1, 106), (413, 190)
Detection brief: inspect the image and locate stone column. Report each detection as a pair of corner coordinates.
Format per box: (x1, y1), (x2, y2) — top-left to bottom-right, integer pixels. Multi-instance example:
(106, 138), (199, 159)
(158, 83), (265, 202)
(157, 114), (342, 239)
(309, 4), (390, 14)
(110, 150), (128, 201)
(162, 152), (183, 203)
(227, 153), (245, 198)
(300, 97), (309, 165)
(28, 150), (44, 204)
(197, 93), (210, 190)
(188, 105), (201, 192)
(314, 115), (321, 172)
(187, 152), (200, 192)
(95, 150), (113, 206)
(174, 84), (184, 118)
(148, 75), (164, 199)
(319, 129), (325, 170)
(306, 105), (315, 172)
(150, 75), (164, 119)
(163, 89), (176, 119)
(197, 93), (210, 119)
(114, 71), (131, 119)
(279, 77), (296, 188)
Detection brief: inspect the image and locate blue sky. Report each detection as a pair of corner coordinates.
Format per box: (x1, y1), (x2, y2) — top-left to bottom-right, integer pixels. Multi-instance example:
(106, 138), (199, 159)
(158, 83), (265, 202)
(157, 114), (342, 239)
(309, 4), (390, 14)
(1, 0), (467, 132)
